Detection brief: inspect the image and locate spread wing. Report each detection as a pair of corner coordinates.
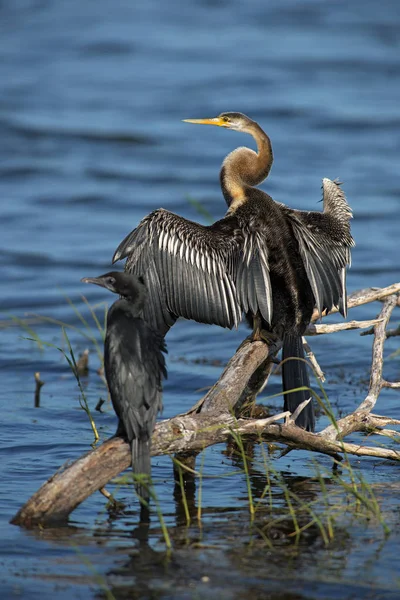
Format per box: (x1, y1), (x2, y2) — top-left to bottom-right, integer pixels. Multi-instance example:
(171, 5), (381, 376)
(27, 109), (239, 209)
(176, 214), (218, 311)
(235, 228), (272, 325)
(112, 209), (243, 335)
(105, 311), (167, 443)
(286, 179), (354, 317)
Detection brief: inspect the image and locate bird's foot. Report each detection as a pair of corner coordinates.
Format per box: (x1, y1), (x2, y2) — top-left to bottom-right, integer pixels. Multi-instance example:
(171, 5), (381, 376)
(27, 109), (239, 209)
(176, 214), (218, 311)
(238, 318), (278, 352)
(251, 327), (277, 346)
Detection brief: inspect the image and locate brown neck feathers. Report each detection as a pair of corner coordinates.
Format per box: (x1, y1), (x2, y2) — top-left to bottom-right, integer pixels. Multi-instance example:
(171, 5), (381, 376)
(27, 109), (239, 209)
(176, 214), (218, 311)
(219, 123), (273, 208)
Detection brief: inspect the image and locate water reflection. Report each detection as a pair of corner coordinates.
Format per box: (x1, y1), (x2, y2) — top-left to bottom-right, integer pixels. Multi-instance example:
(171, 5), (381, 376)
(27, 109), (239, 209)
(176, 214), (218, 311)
(15, 457), (400, 599)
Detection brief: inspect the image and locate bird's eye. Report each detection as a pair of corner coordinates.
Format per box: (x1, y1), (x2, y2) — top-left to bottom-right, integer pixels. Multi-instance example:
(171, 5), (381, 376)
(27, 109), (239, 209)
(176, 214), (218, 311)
(108, 277), (116, 286)
(222, 116), (230, 122)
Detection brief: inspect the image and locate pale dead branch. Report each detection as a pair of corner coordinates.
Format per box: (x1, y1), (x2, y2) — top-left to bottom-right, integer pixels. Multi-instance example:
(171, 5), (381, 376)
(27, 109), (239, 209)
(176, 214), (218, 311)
(382, 381), (400, 389)
(303, 338), (325, 382)
(320, 293), (399, 441)
(306, 318), (383, 336)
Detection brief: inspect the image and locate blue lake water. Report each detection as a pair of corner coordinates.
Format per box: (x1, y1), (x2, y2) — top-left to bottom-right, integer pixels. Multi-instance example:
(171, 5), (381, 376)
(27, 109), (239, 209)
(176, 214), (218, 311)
(1, 1), (400, 598)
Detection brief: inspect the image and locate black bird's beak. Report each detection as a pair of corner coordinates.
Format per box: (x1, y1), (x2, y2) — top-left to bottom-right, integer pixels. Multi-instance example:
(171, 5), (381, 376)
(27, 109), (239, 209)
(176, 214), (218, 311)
(81, 276), (106, 289)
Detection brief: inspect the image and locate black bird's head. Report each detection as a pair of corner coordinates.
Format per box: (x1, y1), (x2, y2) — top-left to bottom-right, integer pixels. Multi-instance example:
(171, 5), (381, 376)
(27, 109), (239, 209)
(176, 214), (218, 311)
(81, 271), (147, 306)
(183, 111), (256, 134)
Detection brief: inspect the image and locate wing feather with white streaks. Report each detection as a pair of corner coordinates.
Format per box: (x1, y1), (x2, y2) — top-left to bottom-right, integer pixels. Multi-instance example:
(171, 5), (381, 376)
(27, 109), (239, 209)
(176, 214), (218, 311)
(286, 179), (354, 317)
(235, 229), (273, 325)
(112, 209), (242, 335)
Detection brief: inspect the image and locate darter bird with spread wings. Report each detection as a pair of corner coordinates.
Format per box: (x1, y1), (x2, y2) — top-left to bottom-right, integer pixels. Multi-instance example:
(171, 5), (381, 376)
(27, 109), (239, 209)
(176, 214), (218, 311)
(113, 112), (354, 432)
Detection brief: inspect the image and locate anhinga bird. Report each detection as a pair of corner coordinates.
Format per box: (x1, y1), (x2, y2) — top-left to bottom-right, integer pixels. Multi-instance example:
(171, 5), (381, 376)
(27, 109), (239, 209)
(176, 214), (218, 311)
(81, 272), (167, 505)
(113, 112), (354, 432)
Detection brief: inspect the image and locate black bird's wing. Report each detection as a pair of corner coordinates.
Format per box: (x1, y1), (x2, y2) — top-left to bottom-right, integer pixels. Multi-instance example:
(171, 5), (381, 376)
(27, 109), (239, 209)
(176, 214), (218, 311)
(235, 227), (273, 326)
(112, 209), (243, 335)
(104, 306), (166, 501)
(286, 179), (354, 317)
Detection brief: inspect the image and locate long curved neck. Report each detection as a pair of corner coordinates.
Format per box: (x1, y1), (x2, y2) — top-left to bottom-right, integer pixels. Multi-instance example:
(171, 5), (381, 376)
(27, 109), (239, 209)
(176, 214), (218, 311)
(219, 123), (273, 209)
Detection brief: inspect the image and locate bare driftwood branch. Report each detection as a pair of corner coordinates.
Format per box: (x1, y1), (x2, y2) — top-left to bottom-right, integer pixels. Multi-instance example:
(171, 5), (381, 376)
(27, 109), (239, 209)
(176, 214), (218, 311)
(186, 339), (276, 415)
(12, 407), (400, 526)
(306, 318), (383, 335)
(320, 294), (399, 441)
(311, 282), (400, 321)
(12, 284), (400, 527)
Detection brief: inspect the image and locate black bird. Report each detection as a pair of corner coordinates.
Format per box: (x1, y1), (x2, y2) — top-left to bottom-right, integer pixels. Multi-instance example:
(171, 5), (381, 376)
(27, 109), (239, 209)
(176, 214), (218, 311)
(82, 271), (167, 505)
(112, 112), (354, 431)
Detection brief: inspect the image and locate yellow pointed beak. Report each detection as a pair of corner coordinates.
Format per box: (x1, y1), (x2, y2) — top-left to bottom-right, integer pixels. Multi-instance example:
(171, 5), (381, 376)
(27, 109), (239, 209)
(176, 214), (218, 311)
(182, 117), (226, 127)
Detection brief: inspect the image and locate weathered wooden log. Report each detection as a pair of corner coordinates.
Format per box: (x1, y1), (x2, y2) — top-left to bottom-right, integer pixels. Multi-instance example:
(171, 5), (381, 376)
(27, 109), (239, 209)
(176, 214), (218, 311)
(11, 284), (400, 527)
(12, 408), (400, 526)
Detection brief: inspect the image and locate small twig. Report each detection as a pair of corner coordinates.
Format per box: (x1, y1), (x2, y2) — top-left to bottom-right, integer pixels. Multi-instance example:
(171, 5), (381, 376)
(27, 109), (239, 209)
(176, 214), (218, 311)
(361, 323), (400, 338)
(360, 326), (375, 337)
(99, 487), (125, 512)
(372, 429), (400, 440)
(386, 325), (400, 338)
(231, 411), (290, 433)
(34, 372), (44, 408)
(368, 413), (400, 426)
(286, 399), (312, 425)
(99, 487), (113, 500)
(382, 381), (400, 389)
(76, 349), (89, 377)
(95, 398), (106, 412)
(303, 339), (325, 381)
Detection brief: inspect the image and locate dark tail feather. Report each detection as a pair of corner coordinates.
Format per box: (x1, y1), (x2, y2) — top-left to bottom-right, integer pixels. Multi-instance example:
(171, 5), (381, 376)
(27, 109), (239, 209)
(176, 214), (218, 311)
(132, 438), (151, 508)
(282, 334), (315, 432)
